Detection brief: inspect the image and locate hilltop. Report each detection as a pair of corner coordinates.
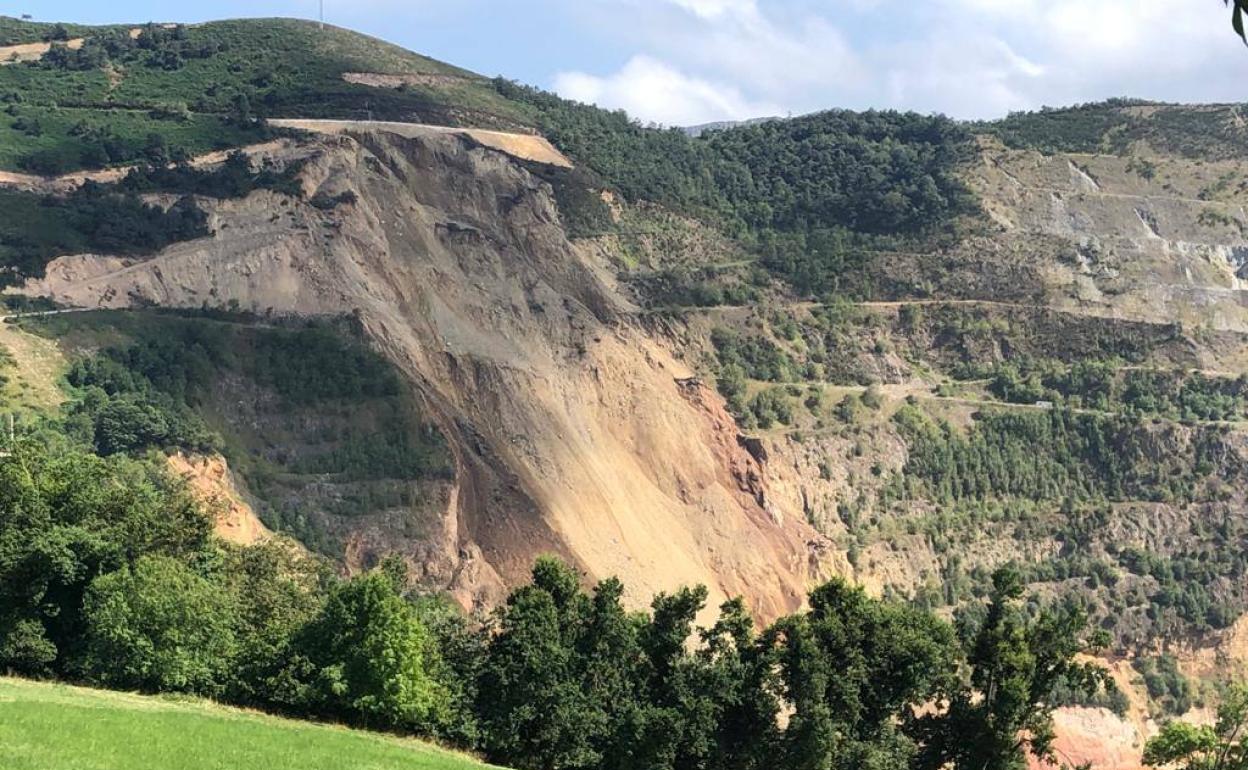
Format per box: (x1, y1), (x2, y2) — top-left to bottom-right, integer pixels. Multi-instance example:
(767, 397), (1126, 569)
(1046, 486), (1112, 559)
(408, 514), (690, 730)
(0, 16), (533, 174)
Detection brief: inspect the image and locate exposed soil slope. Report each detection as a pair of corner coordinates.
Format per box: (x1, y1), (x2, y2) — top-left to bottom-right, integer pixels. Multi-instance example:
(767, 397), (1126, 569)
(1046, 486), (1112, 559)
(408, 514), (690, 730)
(24, 130), (830, 616)
(269, 119), (571, 168)
(167, 452), (272, 546)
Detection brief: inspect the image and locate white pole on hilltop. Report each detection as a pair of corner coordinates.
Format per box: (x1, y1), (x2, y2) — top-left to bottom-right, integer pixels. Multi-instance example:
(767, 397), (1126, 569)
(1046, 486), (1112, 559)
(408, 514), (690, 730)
(319, 0), (325, 29)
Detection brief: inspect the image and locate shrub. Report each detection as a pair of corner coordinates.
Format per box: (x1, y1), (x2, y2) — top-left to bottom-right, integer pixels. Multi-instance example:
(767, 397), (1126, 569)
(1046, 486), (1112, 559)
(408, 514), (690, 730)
(79, 555), (239, 695)
(285, 572), (448, 730)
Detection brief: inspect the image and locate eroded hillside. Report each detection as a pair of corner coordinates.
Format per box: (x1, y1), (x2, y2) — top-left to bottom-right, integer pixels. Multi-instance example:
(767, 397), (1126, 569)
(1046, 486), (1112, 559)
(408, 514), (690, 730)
(17, 129), (831, 617)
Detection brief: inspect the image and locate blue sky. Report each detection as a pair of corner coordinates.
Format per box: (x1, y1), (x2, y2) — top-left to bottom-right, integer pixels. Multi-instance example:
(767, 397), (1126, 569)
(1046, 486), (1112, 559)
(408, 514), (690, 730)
(7, 0), (1246, 124)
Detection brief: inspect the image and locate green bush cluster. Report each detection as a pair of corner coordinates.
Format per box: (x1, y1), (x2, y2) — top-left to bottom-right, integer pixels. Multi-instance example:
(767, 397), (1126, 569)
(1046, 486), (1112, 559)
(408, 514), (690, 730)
(63, 352), (221, 455)
(988, 358), (1248, 421)
(0, 185), (207, 288)
(39, 23), (220, 75)
(1133, 656), (1193, 716)
(0, 104), (268, 175)
(1118, 546), (1244, 632)
(979, 99), (1248, 160)
(0, 17), (528, 177)
(120, 149), (302, 199)
(497, 79), (977, 296)
(711, 326), (796, 383)
(50, 314), (452, 482)
(891, 404), (1227, 506)
(0, 441), (452, 729)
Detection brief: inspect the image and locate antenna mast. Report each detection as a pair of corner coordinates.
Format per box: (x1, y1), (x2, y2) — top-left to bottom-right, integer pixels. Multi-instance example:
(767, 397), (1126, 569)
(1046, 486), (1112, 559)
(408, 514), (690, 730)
(319, 0), (325, 29)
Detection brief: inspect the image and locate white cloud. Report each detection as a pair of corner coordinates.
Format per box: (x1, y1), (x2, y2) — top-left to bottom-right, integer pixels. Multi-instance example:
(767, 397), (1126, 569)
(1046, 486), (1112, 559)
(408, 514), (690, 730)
(549, 0), (1242, 123)
(666, 0), (757, 20)
(553, 55), (781, 126)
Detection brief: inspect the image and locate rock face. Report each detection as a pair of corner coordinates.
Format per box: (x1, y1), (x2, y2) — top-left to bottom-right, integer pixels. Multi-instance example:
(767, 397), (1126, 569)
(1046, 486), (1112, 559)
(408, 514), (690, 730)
(29, 130), (830, 617)
(970, 137), (1248, 333)
(1026, 707), (1147, 770)
(167, 452), (273, 547)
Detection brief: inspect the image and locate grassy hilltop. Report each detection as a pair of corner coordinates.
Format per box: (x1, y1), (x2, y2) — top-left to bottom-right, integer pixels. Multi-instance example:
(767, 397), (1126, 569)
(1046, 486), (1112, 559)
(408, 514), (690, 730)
(0, 16), (534, 174)
(0, 677), (497, 770)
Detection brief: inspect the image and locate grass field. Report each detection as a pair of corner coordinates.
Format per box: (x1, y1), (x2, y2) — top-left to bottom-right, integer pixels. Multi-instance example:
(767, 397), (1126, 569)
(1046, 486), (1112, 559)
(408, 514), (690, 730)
(0, 677), (500, 770)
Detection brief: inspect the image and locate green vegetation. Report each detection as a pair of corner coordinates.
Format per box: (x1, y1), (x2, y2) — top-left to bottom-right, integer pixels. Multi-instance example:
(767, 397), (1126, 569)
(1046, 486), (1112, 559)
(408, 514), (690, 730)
(912, 567), (1110, 769)
(0, 186), (206, 288)
(0, 152), (304, 288)
(892, 404), (1226, 505)
(1117, 545), (1245, 634)
(706, 304), (1186, 416)
(0, 105), (267, 174)
(981, 99), (1248, 160)
(21, 310), (452, 554)
(987, 358), (1248, 421)
(1134, 655), (1194, 716)
(0, 17), (531, 175)
(0, 677), (496, 770)
(118, 148), (303, 197)
(0, 18), (108, 46)
(0, 439), (1110, 770)
(81, 556), (242, 694)
(1144, 683), (1248, 769)
(980, 99), (1150, 155)
(497, 80), (977, 295)
(882, 400), (1248, 641)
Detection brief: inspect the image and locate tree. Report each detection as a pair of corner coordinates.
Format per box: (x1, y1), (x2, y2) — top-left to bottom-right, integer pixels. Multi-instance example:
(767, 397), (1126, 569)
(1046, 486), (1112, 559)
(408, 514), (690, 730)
(220, 540), (327, 705)
(477, 557), (606, 770)
(769, 578), (958, 770)
(411, 592), (490, 746)
(1144, 684), (1248, 769)
(1230, 0), (1248, 43)
(286, 570), (447, 730)
(912, 565), (1110, 770)
(610, 585), (716, 770)
(696, 597), (783, 770)
(79, 555), (238, 695)
(0, 443), (211, 676)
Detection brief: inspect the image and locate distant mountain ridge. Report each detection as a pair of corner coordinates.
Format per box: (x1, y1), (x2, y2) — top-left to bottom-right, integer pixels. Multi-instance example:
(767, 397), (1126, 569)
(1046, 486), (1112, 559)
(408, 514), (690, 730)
(681, 116), (781, 136)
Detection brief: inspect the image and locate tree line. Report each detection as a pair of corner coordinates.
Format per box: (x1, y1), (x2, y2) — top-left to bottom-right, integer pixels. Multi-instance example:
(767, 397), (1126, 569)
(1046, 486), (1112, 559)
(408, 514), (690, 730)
(0, 437), (1124, 770)
(987, 357), (1248, 422)
(495, 79), (978, 297)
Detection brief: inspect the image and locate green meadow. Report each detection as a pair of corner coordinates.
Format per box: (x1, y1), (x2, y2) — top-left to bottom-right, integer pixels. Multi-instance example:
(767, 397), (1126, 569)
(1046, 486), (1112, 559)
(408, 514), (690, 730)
(0, 677), (500, 770)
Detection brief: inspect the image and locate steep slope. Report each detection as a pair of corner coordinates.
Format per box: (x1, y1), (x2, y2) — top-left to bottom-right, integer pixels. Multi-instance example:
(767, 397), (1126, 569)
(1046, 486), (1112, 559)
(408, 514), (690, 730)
(23, 129), (831, 616)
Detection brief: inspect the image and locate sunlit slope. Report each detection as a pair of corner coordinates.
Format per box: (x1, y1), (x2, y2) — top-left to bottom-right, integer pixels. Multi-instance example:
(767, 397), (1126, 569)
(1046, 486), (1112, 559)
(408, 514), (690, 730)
(0, 677), (501, 770)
